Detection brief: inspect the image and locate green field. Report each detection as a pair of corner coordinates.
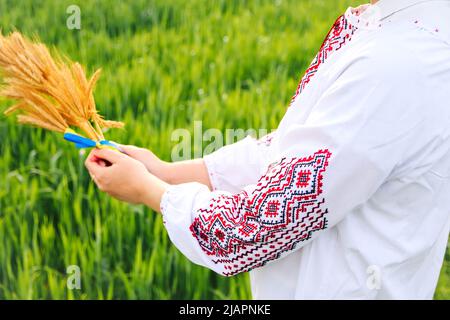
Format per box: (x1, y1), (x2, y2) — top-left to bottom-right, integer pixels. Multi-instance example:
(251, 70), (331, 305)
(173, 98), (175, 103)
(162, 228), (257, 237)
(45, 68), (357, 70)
(0, 0), (448, 299)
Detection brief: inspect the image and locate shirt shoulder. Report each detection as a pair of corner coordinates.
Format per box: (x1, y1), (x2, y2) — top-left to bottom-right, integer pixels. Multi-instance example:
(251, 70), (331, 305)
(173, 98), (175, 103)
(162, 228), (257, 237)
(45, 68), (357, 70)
(352, 15), (450, 87)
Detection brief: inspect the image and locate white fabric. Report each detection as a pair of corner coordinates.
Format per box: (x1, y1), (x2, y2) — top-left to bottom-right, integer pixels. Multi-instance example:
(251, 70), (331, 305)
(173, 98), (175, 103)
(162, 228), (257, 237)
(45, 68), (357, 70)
(160, 0), (450, 299)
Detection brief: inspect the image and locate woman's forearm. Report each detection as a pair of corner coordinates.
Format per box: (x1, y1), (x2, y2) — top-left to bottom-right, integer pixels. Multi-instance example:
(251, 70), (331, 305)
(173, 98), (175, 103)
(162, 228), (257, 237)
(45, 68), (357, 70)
(118, 145), (213, 190)
(162, 159), (212, 190)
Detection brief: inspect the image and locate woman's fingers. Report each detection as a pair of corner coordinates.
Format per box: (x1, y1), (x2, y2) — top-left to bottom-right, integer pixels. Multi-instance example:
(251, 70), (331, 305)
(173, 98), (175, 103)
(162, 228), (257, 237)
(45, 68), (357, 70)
(85, 148), (127, 182)
(85, 149), (109, 175)
(97, 159), (108, 167)
(85, 153), (102, 173)
(90, 148), (124, 164)
(108, 141), (127, 154)
(110, 143), (138, 157)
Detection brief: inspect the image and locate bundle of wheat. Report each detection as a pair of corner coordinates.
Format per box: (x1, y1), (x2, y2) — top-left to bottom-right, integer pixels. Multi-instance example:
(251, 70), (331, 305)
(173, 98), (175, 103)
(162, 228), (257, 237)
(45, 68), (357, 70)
(0, 31), (123, 145)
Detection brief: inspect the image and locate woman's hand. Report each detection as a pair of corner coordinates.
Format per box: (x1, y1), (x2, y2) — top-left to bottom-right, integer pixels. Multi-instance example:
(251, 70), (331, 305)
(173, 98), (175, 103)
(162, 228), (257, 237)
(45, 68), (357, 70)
(116, 144), (172, 181)
(85, 148), (169, 211)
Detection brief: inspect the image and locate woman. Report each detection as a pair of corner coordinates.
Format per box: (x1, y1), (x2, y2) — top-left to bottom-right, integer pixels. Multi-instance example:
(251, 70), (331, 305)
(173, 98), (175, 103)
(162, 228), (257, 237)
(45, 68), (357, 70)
(85, 0), (450, 299)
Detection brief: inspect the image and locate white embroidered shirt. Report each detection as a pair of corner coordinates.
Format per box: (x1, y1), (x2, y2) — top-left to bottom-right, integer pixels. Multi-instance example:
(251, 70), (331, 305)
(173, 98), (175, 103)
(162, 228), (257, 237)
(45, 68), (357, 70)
(160, 0), (450, 299)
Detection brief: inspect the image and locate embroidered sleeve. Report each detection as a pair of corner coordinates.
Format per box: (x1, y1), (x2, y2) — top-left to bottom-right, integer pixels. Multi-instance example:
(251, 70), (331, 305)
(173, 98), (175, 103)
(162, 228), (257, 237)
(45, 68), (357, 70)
(191, 150), (331, 276)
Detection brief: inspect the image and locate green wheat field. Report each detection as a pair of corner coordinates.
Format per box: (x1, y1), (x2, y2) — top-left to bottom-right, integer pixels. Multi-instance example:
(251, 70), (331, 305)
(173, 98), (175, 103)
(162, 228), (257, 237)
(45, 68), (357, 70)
(0, 0), (448, 299)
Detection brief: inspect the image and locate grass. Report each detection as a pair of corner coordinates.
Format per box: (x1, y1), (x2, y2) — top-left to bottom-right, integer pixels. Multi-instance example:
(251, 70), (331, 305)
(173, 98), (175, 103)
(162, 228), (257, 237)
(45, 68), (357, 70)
(0, 0), (448, 299)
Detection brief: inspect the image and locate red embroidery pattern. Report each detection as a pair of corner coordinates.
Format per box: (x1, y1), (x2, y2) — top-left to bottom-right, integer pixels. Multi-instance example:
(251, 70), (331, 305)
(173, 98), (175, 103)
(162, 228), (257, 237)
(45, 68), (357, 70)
(190, 149), (332, 276)
(290, 15), (357, 104)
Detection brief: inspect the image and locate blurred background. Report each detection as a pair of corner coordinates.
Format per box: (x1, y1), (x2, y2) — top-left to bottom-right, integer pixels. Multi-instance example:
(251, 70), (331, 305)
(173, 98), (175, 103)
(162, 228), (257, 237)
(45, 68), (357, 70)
(0, 0), (448, 299)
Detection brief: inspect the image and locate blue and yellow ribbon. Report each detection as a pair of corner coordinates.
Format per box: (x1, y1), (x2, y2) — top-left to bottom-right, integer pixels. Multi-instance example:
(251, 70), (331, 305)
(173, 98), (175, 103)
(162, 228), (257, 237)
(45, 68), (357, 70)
(63, 128), (121, 152)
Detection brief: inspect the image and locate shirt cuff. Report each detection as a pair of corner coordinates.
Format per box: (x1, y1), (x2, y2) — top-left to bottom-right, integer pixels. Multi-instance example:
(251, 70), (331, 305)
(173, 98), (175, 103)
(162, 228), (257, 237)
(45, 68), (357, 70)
(159, 182), (215, 268)
(203, 153), (221, 191)
(159, 184), (173, 225)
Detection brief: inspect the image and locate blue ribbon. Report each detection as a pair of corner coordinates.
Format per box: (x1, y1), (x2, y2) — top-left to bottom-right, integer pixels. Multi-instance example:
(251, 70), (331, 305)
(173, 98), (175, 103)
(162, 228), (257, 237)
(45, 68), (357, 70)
(63, 129), (120, 151)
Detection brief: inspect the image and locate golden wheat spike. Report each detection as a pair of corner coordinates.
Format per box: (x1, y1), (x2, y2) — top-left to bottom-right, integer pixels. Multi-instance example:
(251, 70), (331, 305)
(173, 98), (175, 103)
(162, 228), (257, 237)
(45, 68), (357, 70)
(0, 31), (124, 141)
(17, 114), (66, 132)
